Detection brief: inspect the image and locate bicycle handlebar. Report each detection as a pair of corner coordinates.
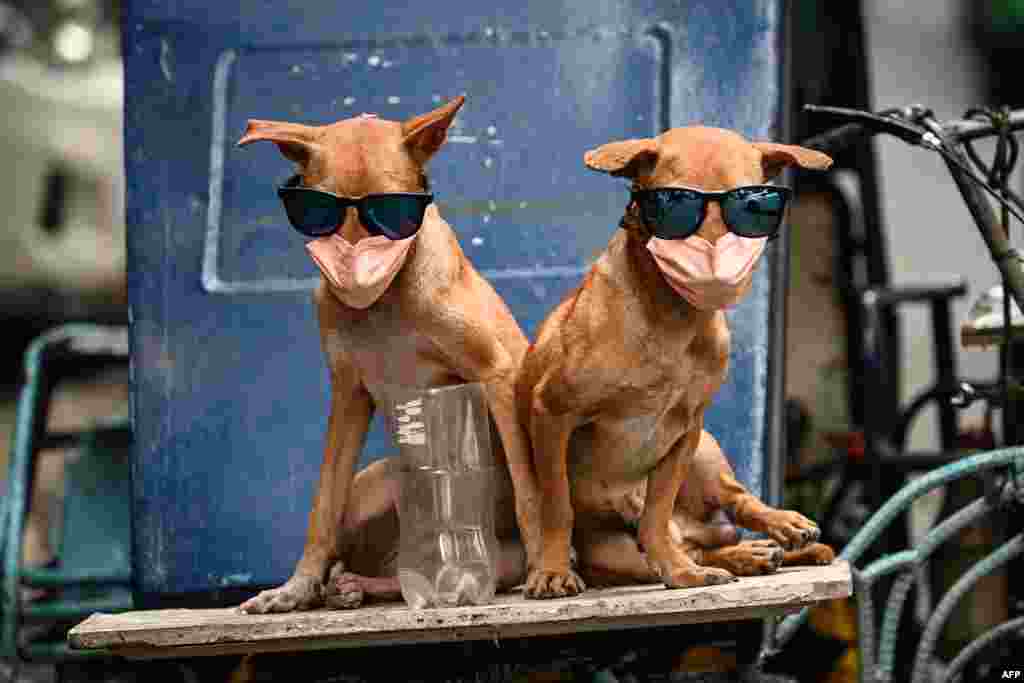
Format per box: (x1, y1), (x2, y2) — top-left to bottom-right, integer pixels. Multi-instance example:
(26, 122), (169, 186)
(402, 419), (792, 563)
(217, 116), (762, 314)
(800, 122), (874, 156)
(939, 109), (1024, 143)
(801, 104), (1024, 156)
(798, 101), (1024, 371)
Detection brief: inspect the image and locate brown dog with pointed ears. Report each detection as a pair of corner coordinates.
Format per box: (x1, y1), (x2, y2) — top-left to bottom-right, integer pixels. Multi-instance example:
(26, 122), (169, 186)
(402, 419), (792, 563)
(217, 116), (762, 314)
(518, 126), (834, 598)
(233, 96), (542, 613)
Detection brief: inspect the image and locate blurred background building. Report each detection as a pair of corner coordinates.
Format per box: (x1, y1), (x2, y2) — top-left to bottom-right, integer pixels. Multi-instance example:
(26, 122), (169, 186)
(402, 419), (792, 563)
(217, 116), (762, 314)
(0, 3), (127, 668)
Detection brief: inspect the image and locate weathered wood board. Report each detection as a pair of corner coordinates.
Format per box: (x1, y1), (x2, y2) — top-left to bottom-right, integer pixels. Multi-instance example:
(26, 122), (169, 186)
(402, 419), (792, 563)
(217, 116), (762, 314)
(69, 562), (850, 659)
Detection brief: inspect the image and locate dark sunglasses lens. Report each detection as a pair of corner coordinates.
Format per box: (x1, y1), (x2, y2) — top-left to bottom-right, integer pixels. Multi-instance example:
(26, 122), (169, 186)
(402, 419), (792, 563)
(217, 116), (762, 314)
(723, 187), (788, 237)
(639, 190), (704, 239)
(361, 196), (430, 240)
(280, 190), (341, 237)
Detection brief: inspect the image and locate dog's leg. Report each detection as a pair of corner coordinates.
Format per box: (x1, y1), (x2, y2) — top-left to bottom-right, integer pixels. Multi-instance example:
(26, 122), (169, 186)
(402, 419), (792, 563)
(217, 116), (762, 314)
(640, 428), (736, 588)
(482, 372), (543, 573)
(692, 431), (821, 553)
(496, 536), (528, 590)
(670, 505), (782, 576)
(320, 458), (400, 610)
(575, 528), (659, 588)
(240, 357), (372, 614)
(523, 406), (586, 599)
(713, 469), (820, 552)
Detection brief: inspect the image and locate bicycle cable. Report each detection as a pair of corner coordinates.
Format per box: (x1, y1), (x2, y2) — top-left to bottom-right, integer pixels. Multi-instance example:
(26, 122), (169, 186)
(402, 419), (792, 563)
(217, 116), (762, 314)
(926, 144), (1024, 226)
(963, 107), (1024, 214)
(962, 107), (1022, 441)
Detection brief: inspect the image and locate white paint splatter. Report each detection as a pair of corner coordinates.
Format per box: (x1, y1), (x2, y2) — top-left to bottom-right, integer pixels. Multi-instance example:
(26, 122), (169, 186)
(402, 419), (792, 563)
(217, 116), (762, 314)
(159, 38), (174, 82)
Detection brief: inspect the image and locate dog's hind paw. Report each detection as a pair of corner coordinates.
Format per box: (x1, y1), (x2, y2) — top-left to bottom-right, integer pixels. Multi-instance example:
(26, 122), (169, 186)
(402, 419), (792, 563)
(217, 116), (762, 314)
(782, 541), (835, 567)
(325, 572), (365, 610)
(523, 568), (586, 599)
(703, 539), (783, 576)
(238, 575), (323, 614)
(664, 565), (736, 589)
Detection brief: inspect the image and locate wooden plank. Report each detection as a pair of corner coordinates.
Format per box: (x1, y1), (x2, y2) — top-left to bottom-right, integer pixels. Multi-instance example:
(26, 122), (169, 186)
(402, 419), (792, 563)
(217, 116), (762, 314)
(69, 562), (850, 659)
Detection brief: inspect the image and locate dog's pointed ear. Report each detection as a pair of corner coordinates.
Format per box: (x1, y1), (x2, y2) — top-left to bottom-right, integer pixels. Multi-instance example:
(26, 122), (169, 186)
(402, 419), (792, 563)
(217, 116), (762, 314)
(752, 142), (833, 180)
(583, 138), (659, 178)
(236, 120), (320, 166)
(402, 95), (465, 164)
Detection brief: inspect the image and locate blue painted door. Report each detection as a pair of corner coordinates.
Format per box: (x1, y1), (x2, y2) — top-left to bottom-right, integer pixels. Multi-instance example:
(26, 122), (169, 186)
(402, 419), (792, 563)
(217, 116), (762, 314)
(124, 0), (787, 605)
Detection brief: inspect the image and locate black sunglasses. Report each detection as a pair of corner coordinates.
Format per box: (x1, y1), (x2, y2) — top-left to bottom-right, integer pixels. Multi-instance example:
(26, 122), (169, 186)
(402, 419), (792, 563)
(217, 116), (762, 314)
(276, 175), (433, 240)
(632, 185), (792, 240)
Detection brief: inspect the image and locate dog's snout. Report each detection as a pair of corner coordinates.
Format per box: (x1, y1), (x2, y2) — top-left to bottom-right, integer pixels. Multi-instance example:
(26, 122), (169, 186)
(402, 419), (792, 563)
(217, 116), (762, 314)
(697, 202), (728, 244)
(337, 207), (371, 244)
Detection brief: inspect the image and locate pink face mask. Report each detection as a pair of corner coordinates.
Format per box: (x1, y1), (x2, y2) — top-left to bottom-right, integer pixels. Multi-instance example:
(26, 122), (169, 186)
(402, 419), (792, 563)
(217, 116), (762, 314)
(306, 232), (415, 309)
(646, 233), (767, 310)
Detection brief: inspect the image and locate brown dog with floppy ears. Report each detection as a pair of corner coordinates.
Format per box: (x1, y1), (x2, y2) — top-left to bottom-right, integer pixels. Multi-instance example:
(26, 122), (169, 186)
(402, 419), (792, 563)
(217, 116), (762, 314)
(233, 96), (542, 613)
(518, 126), (834, 598)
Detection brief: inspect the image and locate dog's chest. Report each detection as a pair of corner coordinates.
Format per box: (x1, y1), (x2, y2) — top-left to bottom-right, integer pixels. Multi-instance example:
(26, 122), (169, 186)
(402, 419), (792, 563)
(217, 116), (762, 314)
(569, 339), (725, 482)
(323, 311), (453, 393)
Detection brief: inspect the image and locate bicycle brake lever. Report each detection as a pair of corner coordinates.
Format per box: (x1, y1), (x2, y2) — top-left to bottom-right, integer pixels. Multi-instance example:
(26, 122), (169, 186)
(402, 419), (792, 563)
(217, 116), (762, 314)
(804, 104), (933, 147)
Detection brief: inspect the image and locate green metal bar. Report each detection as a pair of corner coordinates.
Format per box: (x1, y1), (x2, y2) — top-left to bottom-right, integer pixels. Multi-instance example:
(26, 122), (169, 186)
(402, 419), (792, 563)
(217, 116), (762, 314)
(911, 533), (1024, 683)
(876, 571), (915, 683)
(20, 567), (132, 588)
(855, 570), (877, 683)
(20, 640), (116, 662)
(2, 328), (58, 657)
(2, 325), (131, 660)
(22, 594), (133, 620)
(942, 615), (1024, 682)
(859, 495), (1001, 586)
(861, 550), (916, 582)
(875, 495), (1001, 679)
(770, 445), (1024, 654)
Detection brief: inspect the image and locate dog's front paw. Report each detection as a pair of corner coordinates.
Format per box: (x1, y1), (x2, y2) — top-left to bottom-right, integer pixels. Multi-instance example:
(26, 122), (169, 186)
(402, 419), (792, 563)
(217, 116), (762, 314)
(524, 569), (586, 599)
(238, 575), (323, 614)
(764, 510), (820, 550)
(665, 565), (737, 589)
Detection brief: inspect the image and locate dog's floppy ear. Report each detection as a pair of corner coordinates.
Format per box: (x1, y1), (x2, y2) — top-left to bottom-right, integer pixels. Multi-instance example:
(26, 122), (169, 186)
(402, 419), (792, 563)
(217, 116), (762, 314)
(583, 138), (659, 178)
(402, 95), (465, 164)
(237, 120), (320, 166)
(752, 142), (833, 181)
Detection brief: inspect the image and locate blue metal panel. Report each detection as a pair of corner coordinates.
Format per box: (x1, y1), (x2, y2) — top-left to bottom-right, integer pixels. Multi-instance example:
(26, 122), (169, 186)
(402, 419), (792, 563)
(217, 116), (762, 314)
(124, 0), (786, 603)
